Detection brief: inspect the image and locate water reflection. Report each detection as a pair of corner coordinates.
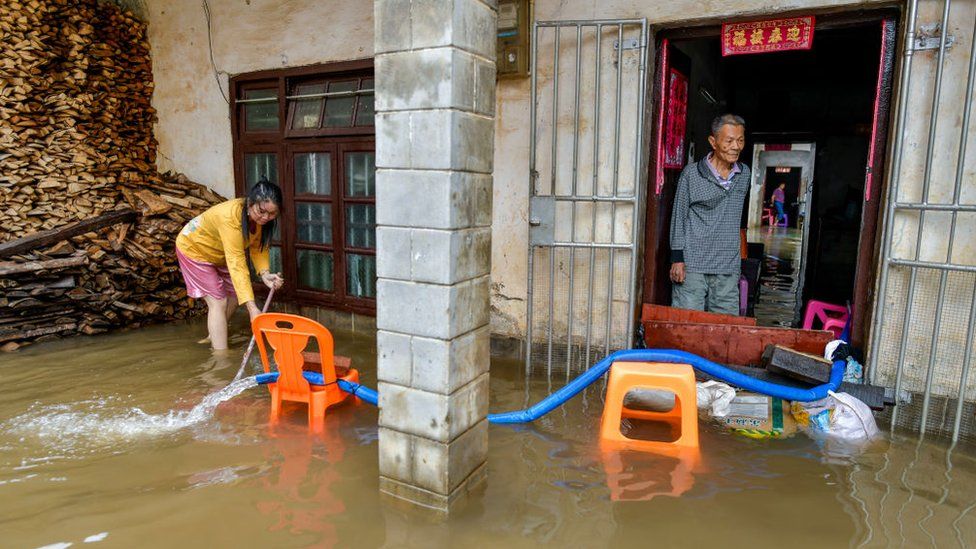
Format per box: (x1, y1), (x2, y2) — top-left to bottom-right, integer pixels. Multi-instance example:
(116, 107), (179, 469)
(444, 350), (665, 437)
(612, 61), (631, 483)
(749, 227), (803, 328)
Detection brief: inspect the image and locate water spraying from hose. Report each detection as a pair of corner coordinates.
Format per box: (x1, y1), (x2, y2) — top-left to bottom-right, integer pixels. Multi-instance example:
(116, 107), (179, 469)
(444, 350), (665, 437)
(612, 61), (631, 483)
(4, 377), (259, 453)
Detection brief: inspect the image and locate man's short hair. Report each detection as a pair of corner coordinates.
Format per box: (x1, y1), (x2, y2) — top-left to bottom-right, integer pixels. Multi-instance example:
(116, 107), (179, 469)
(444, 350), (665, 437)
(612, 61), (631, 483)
(711, 114), (745, 136)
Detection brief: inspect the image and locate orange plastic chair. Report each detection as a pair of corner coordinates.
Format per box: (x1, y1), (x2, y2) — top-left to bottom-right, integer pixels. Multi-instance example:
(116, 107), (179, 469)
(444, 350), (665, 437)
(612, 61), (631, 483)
(600, 361), (699, 450)
(251, 313), (359, 431)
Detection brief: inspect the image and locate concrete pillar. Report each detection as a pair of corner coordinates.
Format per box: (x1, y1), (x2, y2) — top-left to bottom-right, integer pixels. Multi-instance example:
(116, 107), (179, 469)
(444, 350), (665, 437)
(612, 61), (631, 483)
(373, 0), (496, 511)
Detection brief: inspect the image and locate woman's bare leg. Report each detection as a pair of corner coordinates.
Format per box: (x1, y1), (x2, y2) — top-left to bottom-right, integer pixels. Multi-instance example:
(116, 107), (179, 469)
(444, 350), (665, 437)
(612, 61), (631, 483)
(225, 299), (237, 322)
(204, 295), (229, 350)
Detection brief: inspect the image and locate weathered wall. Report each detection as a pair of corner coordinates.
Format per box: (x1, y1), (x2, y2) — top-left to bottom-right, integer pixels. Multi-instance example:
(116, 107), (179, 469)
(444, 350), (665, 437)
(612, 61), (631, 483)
(147, 0), (959, 352)
(145, 0), (374, 199)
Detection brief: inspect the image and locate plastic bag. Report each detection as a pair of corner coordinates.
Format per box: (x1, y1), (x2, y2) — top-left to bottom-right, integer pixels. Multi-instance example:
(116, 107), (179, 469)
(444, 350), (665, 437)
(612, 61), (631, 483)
(824, 340), (864, 384)
(842, 356), (864, 384)
(696, 380), (736, 418)
(791, 391), (879, 441)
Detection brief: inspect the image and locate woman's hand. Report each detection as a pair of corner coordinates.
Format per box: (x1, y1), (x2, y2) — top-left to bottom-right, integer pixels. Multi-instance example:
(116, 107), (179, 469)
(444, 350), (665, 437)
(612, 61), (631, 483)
(260, 271), (284, 290)
(246, 300), (261, 321)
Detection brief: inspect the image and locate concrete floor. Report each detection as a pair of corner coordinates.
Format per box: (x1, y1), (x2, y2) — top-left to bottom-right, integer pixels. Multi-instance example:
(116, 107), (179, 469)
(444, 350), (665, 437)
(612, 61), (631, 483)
(747, 227), (803, 328)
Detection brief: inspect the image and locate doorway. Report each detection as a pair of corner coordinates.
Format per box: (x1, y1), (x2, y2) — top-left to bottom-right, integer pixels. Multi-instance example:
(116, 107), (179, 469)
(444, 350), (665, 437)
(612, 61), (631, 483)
(641, 12), (897, 346)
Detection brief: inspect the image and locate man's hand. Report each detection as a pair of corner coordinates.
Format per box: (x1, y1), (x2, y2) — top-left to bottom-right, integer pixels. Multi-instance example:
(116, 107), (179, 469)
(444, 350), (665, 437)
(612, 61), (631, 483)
(670, 262), (686, 284)
(261, 271), (284, 290)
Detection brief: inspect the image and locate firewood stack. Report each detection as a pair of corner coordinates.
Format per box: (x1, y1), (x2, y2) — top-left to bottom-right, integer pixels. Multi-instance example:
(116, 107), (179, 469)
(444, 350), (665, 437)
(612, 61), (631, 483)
(0, 0), (227, 351)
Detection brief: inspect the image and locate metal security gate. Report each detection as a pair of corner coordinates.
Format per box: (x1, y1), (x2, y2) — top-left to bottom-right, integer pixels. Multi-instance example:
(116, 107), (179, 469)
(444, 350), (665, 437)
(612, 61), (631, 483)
(869, 0), (976, 441)
(525, 19), (649, 376)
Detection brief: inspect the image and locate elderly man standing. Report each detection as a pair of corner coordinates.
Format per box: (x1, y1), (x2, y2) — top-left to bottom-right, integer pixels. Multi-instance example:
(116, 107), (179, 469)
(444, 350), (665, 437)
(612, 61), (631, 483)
(669, 114), (750, 315)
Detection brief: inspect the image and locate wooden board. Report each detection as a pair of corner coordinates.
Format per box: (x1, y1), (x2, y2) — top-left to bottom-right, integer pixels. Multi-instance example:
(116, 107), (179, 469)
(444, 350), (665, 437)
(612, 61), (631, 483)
(762, 344), (833, 384)
(0, 209), (137, 258)
(641, 320), (833, 366)
(640, 303), (756, 326)
(698, 364), (892, 410)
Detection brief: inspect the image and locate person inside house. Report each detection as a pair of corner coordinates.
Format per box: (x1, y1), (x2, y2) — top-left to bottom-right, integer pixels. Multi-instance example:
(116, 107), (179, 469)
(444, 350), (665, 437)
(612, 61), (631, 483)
(771, 182), (787, 225)
(669, 114), (751, 315)
(175, 179), (285, 351)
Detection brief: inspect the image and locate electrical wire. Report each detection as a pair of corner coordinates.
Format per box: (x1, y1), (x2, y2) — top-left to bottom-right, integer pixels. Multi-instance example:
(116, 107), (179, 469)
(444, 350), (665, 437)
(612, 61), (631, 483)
(202, 0), (229, 104)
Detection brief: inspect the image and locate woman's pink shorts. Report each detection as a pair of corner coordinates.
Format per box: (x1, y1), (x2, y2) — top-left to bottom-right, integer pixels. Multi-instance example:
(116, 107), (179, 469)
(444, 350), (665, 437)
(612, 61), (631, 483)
(176, 248), (237, 301)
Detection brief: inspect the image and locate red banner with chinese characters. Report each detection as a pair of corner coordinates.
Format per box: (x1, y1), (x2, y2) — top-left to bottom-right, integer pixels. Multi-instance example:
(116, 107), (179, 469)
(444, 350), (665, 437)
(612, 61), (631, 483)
(663, 68), (688, 169)
(721, 16), (815, 56)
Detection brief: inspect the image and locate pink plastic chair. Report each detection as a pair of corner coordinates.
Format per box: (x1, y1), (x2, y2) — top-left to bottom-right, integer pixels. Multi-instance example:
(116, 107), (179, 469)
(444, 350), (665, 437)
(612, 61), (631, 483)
(738, 276), (749, 316)
(802, 300), (848, 338)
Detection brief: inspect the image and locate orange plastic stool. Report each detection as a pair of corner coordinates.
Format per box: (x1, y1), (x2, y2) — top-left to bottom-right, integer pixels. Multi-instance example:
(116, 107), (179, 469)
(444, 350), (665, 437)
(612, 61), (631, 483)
(600, 361), (699, 450)
(251, 313), (359, 431)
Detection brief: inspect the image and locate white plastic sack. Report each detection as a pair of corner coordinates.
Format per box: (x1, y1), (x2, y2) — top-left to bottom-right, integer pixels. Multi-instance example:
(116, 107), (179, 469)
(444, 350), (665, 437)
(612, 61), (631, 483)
(696, 381), (736, 418)
(828, 391), (880, 440)
(793, 391), (879, 441)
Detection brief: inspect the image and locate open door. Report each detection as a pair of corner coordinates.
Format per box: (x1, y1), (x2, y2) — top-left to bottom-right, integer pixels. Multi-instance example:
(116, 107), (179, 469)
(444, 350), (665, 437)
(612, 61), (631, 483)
(850, 17), (896, 347)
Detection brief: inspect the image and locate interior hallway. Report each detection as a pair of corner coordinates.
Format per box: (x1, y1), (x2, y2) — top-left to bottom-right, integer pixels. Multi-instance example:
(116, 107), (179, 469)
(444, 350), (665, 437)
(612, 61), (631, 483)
(747, 227), (803, 328)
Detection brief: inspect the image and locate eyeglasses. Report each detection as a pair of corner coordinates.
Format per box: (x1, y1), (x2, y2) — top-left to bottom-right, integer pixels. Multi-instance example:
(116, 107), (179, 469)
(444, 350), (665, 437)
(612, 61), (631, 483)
(253, 203), (278, 219)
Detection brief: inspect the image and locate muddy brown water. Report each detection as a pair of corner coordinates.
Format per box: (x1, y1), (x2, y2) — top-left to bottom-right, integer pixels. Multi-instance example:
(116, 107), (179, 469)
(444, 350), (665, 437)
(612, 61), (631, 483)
(1, 318), (975, 548)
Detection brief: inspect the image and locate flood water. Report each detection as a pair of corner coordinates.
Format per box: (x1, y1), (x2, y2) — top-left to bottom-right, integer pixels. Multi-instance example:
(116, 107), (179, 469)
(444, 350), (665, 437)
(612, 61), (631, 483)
(2, 318), (976, 548)
(749, 227), (803, 328)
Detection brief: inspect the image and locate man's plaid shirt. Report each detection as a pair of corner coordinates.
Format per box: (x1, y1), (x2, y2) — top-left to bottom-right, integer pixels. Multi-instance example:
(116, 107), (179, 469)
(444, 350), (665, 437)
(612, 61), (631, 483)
(669, 157), (751, 275)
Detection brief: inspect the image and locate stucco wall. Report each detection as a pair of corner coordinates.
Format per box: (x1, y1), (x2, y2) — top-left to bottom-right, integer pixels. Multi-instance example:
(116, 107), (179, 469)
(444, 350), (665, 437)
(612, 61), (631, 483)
(146, 0), (374, 199)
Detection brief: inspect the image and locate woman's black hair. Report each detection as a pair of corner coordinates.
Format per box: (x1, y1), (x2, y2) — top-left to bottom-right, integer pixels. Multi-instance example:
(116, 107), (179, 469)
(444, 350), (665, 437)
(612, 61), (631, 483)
(241, 179), (283, 252)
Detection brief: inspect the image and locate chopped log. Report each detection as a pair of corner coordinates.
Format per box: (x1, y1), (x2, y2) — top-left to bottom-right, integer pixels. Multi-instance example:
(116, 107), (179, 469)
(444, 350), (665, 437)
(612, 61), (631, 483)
(0, 1), (225, 348)
(133, 190), (172, 215)
(0, 323), (77, 343)
(0, 256), (87, 276)
(0, 209), (137, 258)
(112, 300), (142, 313)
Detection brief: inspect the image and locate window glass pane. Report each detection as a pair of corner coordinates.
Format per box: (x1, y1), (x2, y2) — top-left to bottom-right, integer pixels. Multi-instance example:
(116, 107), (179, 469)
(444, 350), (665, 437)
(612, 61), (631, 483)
(243, 89), (278, 131)
(244, 153), (278, 189)
(345, 204), (375, 249)
(298, 249), (334, 291)
(296, 202), (332, 245)
(295, 152), (331, 195)
(290, 83), (326, 130)
(323, 81), (357, 127)
(269, 245), (282, 273)
(355, 79), (374, 126)
(346, 152), (375, 197)
(346, 254), (376, 298)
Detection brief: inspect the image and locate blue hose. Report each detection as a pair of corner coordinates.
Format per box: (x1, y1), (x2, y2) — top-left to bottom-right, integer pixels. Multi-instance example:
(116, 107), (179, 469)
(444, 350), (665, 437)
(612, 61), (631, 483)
(336, 379), (379, 406)
(255, 348), (845, 425)
(487, 349), (846, 424)
(253, 371), (379, 406)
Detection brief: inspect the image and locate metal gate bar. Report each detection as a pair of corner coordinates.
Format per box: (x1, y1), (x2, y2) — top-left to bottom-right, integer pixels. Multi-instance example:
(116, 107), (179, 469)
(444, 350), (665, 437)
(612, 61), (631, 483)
(869, 0), (976, 441)
(525, 19), (648, 377)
